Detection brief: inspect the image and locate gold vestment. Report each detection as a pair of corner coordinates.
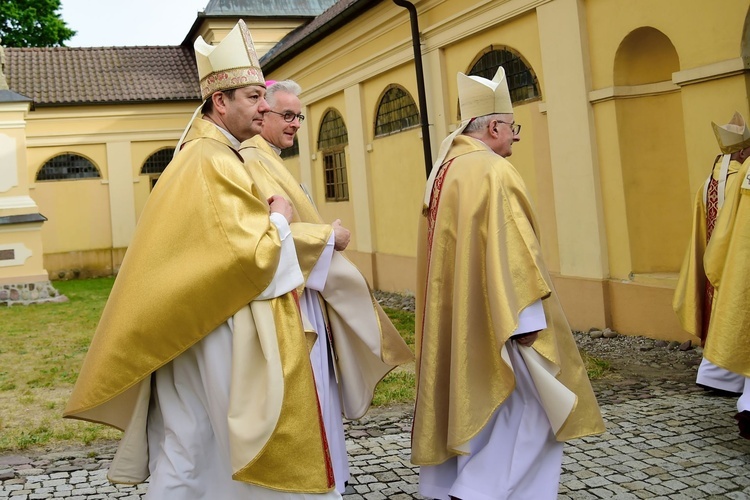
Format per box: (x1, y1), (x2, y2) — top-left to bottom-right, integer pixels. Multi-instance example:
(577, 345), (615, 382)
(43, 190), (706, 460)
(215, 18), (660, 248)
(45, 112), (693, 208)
(673, 157), (741, 341)
(238, 136), (414, 418)
(64, 119), (334, 493)
(703, 159), (750, 377)
(412, 135), (604, 465)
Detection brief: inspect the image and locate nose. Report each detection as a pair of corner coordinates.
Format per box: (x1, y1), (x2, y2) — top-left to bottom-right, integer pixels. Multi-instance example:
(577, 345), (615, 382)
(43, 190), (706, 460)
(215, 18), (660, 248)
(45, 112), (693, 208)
(258, 97), (270, 113)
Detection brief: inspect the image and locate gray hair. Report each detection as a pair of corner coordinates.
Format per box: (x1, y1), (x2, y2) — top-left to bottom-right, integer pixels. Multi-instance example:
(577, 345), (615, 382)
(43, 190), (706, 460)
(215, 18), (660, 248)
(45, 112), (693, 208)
(266, 79), (302, 107)
(463, 114), (496, 134)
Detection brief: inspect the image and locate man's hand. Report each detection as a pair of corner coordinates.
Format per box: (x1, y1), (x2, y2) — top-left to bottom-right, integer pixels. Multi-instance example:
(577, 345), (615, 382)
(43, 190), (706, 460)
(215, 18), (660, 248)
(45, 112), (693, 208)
(514, 331), (539, 347)
(268, 195), (293, 223)
(332, 219), (350, 251)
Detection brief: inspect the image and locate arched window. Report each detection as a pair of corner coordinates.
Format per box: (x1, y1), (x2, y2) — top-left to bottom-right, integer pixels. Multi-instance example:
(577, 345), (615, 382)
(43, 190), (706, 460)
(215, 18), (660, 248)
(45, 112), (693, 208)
(374, 85), (419, 137)
(36, 153), (101, 181)
(280, 137), (299, 159)
(141, 148), (175, 190)
(468, 47), (540, 105)
(318, 109), (349, 201)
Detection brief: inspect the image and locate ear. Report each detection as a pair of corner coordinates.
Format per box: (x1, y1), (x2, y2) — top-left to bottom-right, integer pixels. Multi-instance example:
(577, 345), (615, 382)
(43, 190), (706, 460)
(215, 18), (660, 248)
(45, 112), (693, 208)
(212, 92), (227, 115)
(489, 120), (499, 138)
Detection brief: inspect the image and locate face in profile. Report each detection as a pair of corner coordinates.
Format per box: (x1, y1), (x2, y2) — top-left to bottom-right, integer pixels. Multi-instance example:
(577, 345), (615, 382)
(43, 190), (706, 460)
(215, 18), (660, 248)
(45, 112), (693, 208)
(221, 85), (270, 142)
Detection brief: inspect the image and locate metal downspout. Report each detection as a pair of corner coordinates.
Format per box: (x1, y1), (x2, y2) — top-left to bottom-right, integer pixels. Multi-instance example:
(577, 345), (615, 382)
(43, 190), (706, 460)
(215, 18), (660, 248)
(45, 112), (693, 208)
(392, 0), (433, 178)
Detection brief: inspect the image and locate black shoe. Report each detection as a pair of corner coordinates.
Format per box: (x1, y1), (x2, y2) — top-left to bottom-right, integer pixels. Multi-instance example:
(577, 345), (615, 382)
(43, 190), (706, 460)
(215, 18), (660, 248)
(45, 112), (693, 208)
(735, 410), (750, 440)
(696, 383), (742, 398)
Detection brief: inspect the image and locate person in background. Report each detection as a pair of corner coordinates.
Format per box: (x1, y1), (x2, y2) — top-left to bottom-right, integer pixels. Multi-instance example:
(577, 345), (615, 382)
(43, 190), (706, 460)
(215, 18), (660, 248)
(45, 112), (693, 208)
(674, 111), (750, 397)
(701, 114), (750, 439)
(411, 67), (605, 500)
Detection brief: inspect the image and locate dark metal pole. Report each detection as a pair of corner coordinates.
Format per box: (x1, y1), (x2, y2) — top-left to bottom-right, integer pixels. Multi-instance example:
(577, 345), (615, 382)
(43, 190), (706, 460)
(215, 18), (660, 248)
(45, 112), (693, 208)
(392, 0), (433, 178)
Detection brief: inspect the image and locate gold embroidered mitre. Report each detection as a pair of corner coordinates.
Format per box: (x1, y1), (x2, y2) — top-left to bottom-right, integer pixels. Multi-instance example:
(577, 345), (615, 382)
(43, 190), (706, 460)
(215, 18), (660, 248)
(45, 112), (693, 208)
(194, 19), (265, 100)
(457, 66), (513, 120)
(712, 111), (750, 155)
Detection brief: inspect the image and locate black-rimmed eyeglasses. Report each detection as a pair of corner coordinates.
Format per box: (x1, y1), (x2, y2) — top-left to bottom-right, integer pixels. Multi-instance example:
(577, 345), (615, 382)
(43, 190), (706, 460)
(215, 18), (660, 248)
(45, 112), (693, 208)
(267, 110), (305, 123)
(497, 120), (521, 135)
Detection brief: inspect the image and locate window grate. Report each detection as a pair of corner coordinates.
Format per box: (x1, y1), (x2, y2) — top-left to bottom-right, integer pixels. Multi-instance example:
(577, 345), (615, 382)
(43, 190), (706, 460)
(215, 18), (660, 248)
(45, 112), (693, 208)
(318, 110), (348, 150)
(375, 86), (420, 137)
(141, 148), (175, 174)
(37, 154), (101, 181)
(323, 149), (348, 201)
(469, 48), (540, 104)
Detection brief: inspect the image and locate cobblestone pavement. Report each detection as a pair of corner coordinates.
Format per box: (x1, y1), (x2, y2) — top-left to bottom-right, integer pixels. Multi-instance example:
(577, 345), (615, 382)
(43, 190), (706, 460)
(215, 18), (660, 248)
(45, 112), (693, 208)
(2, 332), (749, 499)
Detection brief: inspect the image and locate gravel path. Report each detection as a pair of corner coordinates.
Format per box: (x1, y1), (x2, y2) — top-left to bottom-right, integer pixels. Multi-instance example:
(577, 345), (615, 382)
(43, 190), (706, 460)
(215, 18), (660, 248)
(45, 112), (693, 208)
(2, 292), (747, 499)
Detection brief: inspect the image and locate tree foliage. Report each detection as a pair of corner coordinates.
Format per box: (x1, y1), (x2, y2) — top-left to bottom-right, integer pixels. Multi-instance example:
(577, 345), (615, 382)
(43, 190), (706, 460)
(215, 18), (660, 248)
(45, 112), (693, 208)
(0, 0), (75, 47)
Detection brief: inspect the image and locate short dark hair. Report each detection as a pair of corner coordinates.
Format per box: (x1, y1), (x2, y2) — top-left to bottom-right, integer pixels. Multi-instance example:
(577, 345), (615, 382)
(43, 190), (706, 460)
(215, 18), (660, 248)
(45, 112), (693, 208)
(201, 89), (237, 115)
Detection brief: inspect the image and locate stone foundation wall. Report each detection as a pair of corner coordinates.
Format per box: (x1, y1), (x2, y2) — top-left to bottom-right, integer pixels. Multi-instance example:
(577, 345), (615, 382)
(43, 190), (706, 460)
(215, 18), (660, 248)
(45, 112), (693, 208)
(0, 281), (67, 306)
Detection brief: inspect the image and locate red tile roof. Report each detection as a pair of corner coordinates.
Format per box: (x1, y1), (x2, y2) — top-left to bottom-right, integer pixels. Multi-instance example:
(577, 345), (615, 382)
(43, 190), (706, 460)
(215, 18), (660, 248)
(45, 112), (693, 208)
(5, 46), (201, 106)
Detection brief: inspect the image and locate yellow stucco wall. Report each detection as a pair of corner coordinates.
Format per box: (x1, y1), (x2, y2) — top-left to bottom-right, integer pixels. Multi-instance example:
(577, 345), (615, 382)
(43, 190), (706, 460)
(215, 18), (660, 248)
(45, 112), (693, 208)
(366, 66), (425, 258)
(31, 180), (112, 254)
(306, 94), (357, 250)
(586, 0), (750, 89)
(616, 92), (691, 273)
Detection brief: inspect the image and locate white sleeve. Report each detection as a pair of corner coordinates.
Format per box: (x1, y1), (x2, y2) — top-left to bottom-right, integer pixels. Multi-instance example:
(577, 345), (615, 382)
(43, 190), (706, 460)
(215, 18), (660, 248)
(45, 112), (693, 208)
(256, 213), (304, 300)
(511, 299), (547, 336)
(305, 232), (335, 291)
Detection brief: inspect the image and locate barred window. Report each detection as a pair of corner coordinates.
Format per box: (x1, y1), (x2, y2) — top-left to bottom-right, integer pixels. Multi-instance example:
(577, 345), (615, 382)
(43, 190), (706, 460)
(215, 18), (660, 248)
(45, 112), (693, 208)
(468, 47), (540, 105)
(141, 148), (174, 174)
(141, 148), (175, 190)
(323, 150), (348, 201)
(318, 109), (348, 150)
(375, 85), (419, 137)
(37, 154), (101, 181)
(318, 109), (349, 202)
(280, 137), (299, 159)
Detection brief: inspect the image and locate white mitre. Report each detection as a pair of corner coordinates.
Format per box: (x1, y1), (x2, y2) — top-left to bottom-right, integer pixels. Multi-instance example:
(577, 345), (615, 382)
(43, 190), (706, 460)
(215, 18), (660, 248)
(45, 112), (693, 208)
(423, 67), (513, 209)
(712, 111), (750, 155)
(175, 19), (266, 154)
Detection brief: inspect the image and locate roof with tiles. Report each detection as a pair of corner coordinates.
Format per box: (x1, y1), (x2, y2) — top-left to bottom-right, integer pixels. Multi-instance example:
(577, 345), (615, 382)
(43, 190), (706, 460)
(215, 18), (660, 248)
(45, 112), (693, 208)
(5, 46), (201, 106)
(260, 0), (381, 73)
(204, 0), (337, 17)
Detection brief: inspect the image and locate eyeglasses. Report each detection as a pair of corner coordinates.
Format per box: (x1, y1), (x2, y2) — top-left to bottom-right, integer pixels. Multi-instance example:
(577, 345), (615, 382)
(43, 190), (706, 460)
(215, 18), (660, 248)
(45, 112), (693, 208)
(267, 110), (305, 123)
(497, 120), (521, 135)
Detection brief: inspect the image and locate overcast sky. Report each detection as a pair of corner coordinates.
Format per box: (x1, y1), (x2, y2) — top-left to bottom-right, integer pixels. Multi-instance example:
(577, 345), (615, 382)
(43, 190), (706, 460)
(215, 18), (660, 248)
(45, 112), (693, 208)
(60, 0), (209, 47)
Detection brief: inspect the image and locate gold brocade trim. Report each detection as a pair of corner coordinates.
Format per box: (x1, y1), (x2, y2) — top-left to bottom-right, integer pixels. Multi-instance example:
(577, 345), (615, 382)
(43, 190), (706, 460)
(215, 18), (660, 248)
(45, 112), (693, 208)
(231, 297), (333, 492)
(200, 66), (265, 99)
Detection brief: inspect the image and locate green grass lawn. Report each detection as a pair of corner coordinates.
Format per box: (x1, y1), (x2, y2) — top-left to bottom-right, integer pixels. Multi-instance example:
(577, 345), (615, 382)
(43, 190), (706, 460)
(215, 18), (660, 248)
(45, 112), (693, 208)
(0, 278), (417, 452)
(0, 277), (121, 451)
(0, 277), (606, 452)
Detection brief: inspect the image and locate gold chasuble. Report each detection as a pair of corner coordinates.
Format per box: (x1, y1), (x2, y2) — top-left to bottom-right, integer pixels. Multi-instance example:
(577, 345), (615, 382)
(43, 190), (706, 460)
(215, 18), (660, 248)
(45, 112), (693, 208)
(238, 136), (414, 419)
(64, 119), (334, 493)
(412, 135), (604, 465)
(703, 159), (750, 377)
(673, 157), (741, 342)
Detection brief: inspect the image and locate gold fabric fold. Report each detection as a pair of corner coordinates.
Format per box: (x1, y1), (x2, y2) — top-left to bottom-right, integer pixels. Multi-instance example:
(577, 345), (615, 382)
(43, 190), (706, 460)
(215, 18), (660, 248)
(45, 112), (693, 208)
(412, 135), (604, 466)
(703, 159), (750, 377)
(65, 119), (333, 492)
(65, 119), (282, 420)
(673, 158), (740, 341)
(230, 299), (333, 492)
(238, 136), (413, 419)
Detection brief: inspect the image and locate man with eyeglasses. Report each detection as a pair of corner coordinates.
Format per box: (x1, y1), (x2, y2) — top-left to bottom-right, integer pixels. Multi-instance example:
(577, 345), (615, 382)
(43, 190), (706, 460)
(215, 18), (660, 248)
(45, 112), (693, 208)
(411, 67), (604, 500)
(65, 22), (349, 499)
(239, 79), (414, 495)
